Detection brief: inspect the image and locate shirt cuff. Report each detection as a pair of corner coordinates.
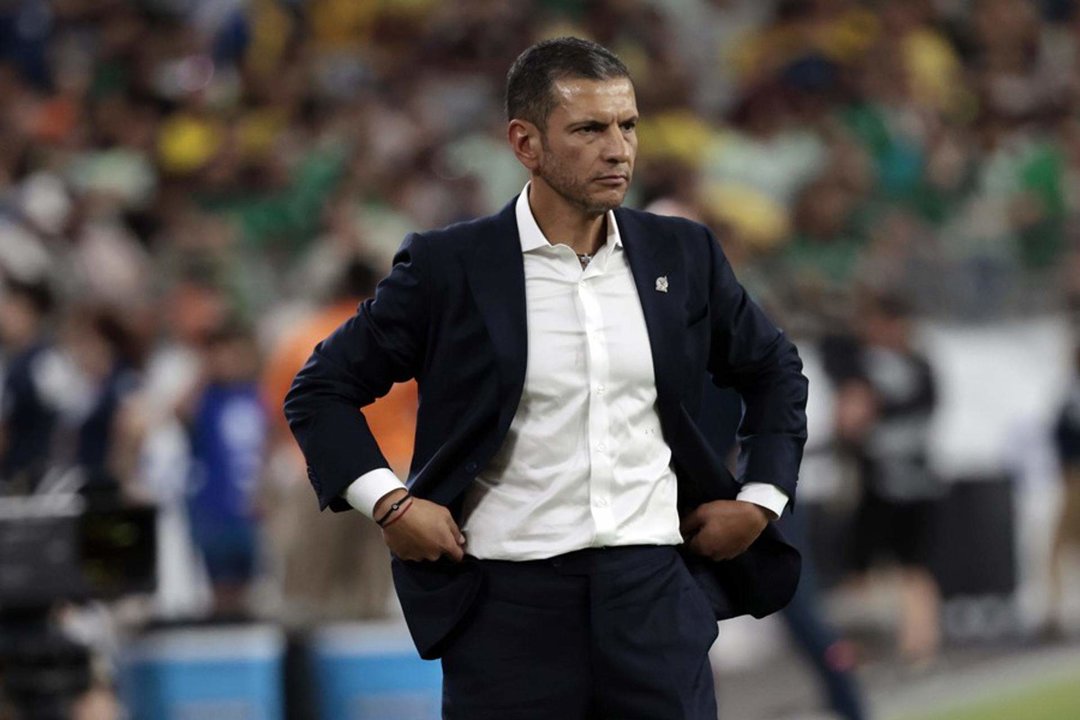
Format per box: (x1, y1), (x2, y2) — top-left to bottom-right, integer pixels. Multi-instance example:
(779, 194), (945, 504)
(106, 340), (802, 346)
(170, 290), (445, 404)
(736, 483), (789, 520)
(342, 468), (407, 519)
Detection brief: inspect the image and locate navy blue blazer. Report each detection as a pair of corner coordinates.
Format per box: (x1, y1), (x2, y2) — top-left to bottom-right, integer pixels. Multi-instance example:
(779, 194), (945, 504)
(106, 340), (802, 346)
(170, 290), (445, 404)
(285, 199), (809, 658)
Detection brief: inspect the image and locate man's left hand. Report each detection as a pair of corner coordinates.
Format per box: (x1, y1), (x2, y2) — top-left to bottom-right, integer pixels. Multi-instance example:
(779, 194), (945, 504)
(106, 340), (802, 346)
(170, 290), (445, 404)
(681, 500), (770, 561)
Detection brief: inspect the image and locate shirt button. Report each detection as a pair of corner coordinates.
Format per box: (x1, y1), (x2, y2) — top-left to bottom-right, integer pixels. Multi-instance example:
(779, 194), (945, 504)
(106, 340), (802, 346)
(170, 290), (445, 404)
(596, 384), (606, 394)
(594, 498), (609, 507)
(597, 443), (606, 452)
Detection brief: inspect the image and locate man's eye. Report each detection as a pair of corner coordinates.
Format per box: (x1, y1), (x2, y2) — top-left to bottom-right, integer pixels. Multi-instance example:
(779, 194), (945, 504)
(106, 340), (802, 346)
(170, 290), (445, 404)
(621, 122), (637, 131)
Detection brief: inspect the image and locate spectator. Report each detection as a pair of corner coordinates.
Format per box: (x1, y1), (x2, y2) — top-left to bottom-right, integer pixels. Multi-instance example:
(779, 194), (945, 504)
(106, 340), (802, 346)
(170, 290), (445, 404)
(261, 257), (418, 624)
(58, 305), (143, 501)
(185, 317), (268, 618)
(832, 290), (944, 666)
(0, 276), (60, 492)
(1049, 340), (1080, 638)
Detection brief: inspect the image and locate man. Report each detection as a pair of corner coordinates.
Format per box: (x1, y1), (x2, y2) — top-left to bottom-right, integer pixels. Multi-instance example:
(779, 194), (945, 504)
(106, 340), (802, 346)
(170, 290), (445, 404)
(286, 37), (807, 719)
(262, 258), (416, 622)
(832, 293), (942, 665)
(0, 276), (59, 492)
(1050, 341), (1080, 639)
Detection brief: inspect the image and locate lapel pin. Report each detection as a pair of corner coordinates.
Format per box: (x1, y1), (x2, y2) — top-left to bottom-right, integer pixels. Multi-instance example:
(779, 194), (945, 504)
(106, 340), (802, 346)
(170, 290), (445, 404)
(655, 276), (668, 293)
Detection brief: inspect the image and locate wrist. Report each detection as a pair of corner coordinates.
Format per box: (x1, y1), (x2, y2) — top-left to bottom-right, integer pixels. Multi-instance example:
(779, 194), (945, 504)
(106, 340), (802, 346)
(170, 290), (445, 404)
(742, 500), (773, 525)
(380, 497), (414, 528)
(373, 488), (409, 520)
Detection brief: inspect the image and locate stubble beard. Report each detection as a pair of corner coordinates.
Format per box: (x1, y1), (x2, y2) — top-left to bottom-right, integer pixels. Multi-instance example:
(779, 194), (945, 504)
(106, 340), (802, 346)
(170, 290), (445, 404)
(538, 147), (628, 217)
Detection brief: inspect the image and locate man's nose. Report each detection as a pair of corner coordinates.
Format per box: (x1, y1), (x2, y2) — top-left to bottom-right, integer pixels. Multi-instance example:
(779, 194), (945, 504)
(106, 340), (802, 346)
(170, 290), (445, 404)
(602, 127), (631, 164)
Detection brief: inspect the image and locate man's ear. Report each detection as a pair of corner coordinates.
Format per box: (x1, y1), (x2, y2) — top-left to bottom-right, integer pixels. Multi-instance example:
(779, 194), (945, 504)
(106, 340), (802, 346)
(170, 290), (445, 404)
(508, 119), (542, 171)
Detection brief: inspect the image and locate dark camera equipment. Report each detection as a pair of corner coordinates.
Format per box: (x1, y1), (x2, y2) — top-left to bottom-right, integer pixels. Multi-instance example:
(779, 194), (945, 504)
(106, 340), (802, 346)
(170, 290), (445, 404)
(0, 493), (156, 719)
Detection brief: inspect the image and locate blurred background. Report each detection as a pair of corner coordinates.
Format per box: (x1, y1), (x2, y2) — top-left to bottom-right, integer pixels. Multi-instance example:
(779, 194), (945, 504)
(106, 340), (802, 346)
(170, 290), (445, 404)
(2, 0), (1080, 718)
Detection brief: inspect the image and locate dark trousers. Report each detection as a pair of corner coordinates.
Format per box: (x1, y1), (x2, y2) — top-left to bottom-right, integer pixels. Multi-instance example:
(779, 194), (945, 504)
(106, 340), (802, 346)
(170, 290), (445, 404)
(440, 545), (719, 720)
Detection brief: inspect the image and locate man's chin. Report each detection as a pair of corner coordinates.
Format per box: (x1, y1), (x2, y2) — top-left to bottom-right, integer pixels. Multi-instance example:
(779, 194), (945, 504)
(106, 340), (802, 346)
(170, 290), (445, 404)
(585, 189), (628, 214)
(548, 180), (628, 215)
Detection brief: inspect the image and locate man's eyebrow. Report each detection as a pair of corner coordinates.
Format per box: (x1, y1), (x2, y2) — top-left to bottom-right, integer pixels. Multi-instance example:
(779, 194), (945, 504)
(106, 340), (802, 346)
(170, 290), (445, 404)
(567, 119), (607, 129)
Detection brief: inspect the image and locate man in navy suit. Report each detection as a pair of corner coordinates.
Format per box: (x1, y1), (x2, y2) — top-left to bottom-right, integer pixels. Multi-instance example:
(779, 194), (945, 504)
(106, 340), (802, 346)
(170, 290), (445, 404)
(286, 37), (808, 719)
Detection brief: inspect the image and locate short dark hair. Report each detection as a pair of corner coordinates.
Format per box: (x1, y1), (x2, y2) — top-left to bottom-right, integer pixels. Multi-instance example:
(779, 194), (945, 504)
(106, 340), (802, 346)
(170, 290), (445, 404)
(505, 37), (630, 128)
(332, 257), (380, 302)
(869, 289), (913, 320)
(205, 313), (254, 347)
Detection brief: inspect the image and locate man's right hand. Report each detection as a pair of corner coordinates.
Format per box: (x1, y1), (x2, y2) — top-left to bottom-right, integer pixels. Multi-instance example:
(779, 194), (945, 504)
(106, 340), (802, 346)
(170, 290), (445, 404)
(374, 489), (466, 562)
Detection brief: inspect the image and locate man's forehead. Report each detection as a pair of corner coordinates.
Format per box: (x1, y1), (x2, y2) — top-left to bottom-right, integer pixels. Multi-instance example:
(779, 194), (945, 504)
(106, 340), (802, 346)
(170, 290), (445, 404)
(551, 76), (637, 113)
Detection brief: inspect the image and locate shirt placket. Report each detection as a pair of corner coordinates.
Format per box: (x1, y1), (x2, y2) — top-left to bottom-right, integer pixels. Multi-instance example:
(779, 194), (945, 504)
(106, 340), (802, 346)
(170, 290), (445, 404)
(577, 252), (616, 543)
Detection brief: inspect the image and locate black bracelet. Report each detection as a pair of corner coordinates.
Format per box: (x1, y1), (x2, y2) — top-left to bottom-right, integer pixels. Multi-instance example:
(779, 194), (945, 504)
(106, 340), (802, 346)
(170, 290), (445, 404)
(376, 492), (411, 527)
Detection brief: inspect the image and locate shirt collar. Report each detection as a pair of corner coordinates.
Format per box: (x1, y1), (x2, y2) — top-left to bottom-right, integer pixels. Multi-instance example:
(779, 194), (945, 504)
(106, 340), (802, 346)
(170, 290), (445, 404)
(514, 182), (622, 254)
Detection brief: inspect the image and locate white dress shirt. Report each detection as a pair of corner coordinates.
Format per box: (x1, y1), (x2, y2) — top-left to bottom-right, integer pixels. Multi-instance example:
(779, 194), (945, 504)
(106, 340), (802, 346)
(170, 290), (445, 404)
(344, 186), (788, 558)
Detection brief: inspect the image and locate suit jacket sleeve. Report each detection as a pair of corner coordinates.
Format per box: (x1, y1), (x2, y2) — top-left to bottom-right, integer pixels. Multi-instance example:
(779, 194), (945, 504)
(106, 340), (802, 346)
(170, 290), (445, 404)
(284, 233), (429, 511)
(702, 226), (808, 504)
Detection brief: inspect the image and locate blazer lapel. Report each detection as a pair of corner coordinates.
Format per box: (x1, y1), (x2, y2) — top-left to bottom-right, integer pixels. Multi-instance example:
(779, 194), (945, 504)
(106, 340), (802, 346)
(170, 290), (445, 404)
(462, 200), (528, 434)
(617, 209), (686, 430)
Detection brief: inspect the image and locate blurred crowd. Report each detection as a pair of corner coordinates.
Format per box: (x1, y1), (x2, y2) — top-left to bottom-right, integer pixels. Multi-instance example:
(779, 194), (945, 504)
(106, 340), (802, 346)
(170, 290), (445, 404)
(4, 0), (1080, 716)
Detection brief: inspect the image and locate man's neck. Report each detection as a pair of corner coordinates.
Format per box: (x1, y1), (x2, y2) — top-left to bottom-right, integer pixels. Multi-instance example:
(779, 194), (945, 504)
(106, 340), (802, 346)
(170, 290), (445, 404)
(527, 180), (608, 256)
